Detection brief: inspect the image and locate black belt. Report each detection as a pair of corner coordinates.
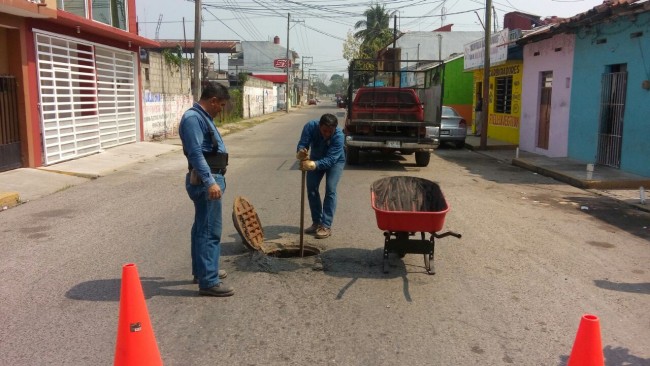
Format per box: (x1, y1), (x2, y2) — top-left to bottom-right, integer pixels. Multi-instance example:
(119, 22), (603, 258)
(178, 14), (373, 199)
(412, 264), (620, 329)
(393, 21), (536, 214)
(190, 167), (227, 175)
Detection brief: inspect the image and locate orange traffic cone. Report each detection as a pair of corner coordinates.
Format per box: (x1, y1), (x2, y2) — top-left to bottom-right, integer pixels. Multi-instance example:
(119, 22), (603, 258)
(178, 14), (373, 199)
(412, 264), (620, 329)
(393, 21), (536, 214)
(114, 263), (162, 366)
(568, 314), (604, 366)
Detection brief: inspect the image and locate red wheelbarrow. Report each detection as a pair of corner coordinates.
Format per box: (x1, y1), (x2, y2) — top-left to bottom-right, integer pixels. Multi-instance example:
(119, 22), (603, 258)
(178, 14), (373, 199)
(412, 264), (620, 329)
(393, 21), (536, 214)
(371, 176), (461, 274)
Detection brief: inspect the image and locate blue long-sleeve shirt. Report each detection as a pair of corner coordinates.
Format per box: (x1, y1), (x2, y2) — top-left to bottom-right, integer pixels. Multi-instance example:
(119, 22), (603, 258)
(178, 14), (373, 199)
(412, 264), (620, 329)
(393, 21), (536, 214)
(179, 103), (227, 187)
(297, 120), (345, 170)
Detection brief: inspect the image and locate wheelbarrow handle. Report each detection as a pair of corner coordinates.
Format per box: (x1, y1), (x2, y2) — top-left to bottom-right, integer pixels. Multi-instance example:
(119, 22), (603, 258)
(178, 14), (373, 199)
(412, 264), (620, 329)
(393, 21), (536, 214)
(433, 231), (462, 239)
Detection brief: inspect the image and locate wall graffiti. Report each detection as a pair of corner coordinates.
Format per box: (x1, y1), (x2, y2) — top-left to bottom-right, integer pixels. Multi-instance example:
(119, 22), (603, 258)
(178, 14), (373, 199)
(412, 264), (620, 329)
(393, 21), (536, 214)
(142, 91), (193, 140)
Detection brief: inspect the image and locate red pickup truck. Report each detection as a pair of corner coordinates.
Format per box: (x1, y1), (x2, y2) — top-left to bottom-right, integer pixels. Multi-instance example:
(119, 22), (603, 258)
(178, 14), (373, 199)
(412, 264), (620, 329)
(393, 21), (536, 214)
(344, 86), (439, 167)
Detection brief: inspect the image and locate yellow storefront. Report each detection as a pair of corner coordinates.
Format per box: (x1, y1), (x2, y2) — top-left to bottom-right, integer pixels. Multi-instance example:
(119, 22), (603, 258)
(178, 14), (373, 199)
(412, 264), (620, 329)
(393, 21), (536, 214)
(473, 61), (523, 144)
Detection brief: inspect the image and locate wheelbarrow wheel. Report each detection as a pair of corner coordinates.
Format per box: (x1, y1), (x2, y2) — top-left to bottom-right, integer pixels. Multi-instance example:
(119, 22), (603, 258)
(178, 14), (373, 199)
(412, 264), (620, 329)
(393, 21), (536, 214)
(424, 254), (435, 275)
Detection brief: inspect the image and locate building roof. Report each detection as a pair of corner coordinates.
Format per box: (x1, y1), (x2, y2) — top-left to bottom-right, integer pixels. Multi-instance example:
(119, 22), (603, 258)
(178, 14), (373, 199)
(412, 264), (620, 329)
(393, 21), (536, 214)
(518, 0), (650, 44)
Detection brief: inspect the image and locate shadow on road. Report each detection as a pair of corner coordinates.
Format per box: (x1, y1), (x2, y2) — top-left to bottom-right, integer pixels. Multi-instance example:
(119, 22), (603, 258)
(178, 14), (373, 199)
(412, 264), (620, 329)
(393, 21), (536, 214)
(563, 196), (650, 241)
(344, 152), (417, 172)
(558, 345), (650, 366)
(65, 277), (196, 301)
(320, 247), (418, 302)
(593, 280), (650, 295)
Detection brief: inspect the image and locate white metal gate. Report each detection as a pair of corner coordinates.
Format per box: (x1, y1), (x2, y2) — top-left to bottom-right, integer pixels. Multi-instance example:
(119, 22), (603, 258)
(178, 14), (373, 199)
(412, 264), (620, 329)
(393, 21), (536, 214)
(95, 48), (137, 148)
(35, 31), (137, 165)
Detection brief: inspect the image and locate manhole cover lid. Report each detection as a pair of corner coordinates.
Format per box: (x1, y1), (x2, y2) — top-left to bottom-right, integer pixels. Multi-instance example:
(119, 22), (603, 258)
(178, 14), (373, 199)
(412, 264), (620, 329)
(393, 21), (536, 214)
(232, 196), (264, 251)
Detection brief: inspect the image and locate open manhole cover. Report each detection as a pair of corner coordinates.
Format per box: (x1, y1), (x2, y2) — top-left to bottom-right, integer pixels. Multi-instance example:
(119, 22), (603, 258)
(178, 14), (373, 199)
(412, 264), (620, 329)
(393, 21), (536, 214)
(232, 196), (264, 251)
(232, 196), (321, 257)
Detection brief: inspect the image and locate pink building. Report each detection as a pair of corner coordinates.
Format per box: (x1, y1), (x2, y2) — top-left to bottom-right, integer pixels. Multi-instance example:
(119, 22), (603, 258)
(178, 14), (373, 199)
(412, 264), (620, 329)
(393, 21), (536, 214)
(518, 29), (575, 157)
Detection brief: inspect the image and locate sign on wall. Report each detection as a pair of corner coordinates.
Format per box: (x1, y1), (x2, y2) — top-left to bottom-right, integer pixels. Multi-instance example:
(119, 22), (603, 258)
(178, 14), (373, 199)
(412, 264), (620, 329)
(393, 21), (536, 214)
(273, 59), (292, 69)
(463, 28), (509, 71)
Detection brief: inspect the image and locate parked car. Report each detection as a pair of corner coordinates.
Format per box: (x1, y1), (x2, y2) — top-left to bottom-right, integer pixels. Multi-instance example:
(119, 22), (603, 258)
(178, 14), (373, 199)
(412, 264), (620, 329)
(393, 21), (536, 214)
(308, 98), (317, 105)
(427, 106), (467, 148)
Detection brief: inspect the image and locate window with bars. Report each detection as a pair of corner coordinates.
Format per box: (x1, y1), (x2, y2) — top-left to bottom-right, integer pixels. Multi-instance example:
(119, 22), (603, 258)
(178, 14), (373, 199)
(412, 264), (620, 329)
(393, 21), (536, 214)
(495, 75), (513, 114)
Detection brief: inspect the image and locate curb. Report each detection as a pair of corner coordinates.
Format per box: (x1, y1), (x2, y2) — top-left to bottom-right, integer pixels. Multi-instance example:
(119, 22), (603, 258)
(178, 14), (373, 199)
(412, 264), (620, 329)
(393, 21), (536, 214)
(512, 158), (650, 190)
(0, 191), (20, 209)
(465, 143), (518, 151)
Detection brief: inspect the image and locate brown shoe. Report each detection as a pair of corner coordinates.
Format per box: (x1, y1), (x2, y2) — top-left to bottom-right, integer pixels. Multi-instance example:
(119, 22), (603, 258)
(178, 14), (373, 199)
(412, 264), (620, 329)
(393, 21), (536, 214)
(199, 282), (234, 297)
(193, 270), (227, 284)
(304, 223), (320, 234)
(315, 226), (331, 239)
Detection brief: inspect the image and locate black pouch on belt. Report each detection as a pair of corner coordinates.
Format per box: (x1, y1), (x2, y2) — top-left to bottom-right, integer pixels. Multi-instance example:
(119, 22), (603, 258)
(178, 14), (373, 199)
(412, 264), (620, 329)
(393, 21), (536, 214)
(204, 152), (229, 170)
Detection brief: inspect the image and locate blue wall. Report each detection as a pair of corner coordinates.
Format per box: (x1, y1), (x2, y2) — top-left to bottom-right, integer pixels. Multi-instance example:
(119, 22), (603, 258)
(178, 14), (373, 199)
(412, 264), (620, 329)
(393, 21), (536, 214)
(568, 11), (650, 177)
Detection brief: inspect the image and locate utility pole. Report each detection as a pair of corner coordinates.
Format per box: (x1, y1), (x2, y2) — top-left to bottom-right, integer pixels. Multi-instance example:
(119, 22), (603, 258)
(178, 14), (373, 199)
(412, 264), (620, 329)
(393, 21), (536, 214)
(285, 13), (290, 113)
(480, 0), (492, 149)
(301, 56), (312, 105)
(193, 0), (201, 101)
(308, 68), (315, 100)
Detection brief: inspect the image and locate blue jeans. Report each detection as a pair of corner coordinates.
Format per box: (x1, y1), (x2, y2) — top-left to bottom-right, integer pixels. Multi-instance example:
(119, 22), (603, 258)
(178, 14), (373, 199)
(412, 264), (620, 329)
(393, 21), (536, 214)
(185, 173), (226, 289)
(306, 161), (345, 228)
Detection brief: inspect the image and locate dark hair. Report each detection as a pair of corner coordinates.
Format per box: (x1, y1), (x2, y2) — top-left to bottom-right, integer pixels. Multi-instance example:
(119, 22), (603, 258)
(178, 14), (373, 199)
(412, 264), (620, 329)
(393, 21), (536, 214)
(319, 113), (338, 128)
(200, 82), (230, 101)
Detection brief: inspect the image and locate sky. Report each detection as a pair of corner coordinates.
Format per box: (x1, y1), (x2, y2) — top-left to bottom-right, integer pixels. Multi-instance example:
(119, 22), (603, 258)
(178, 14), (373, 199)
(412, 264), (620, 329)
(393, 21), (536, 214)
(136, 0), (607, 80)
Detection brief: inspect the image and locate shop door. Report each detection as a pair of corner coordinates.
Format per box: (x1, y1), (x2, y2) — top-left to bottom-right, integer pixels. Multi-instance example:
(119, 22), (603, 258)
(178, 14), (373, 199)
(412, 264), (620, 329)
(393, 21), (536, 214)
(537, 72), (552, 149)
(597, 65), (627, 168)
(0, 76), (22, 171)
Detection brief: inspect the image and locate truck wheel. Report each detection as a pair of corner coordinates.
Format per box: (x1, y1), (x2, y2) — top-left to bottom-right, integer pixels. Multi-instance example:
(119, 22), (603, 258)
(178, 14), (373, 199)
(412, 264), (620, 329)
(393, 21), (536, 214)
(415, 151), (430, 167)
(346, 147), (360, 165)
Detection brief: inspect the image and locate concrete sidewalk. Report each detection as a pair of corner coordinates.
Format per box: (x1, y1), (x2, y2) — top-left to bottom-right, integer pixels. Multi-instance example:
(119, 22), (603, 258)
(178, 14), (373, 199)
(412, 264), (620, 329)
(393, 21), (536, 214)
(0, 142), (181, 208)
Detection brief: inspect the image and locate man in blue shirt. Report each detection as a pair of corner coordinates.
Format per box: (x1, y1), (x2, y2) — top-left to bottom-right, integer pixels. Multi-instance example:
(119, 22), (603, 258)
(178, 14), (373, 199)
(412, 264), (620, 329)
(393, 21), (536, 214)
(179, 82), (233, 297)
(296, 113), (346, 239)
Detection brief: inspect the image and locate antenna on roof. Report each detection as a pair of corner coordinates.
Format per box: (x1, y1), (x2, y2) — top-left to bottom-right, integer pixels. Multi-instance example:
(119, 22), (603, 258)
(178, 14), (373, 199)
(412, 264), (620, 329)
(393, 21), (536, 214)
(155, 14), (163, 40)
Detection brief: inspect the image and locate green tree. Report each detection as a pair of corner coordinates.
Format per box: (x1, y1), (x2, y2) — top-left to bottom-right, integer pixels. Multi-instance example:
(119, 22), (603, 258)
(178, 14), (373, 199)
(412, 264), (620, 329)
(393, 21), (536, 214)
(353, 4), (394, 59)
(342, 30), (361, 62)
(329, 74), (348, 95)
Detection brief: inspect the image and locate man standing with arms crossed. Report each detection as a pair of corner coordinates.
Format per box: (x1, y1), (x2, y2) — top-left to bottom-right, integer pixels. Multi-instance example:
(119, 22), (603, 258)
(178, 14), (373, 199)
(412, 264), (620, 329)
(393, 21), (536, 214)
(179, 82), (233, 297)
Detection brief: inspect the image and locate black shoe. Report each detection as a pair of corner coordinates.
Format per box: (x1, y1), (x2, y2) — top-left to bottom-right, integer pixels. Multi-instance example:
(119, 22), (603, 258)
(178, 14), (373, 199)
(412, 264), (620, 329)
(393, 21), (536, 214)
(199, 282), (234, 297)
(193, 270), (227, 284)
(304, 223), (319, 234)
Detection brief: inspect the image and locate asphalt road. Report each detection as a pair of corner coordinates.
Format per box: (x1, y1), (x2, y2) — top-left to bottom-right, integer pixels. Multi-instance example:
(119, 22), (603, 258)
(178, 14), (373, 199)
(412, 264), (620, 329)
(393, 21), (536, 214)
(1, 102), (648, 365)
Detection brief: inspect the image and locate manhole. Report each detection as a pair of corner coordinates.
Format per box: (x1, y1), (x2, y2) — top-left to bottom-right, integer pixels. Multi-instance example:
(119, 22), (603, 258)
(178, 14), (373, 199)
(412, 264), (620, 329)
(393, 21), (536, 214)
(266, 245), (321, 258)
(232, 196), (322, 258)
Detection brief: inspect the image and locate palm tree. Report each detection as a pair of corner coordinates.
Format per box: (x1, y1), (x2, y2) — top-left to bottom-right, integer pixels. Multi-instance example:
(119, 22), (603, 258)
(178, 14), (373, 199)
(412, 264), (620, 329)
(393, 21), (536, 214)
(353, 3), (394, 57)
